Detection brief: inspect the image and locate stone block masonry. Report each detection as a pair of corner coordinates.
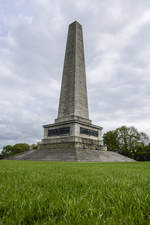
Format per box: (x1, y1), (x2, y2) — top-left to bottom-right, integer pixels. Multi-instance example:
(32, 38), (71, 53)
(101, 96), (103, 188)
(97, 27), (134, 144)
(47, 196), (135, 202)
(38, 21), (105, 152)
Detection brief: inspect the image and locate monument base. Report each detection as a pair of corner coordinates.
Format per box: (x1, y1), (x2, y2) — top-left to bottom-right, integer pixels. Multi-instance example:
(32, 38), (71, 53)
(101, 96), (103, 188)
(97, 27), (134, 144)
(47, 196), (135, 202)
(38, 119), (106, 151)
(38, 136), (105, 151)
(6, 148), (134, 162)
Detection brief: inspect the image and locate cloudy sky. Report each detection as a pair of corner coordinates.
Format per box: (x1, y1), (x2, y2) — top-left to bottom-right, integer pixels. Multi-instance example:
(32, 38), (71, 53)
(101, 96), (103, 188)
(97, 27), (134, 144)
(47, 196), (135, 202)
(0, 0), (150, 149)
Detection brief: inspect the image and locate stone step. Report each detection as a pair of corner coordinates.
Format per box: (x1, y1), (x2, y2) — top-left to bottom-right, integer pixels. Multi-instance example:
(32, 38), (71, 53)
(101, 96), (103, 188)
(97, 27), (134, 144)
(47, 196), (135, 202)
(6, 149), (135, 162)
(76, 149), (135, 162)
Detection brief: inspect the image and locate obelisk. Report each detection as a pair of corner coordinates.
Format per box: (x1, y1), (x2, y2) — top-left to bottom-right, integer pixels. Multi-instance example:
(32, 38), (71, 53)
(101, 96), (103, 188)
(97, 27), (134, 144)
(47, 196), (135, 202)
(39, 21), (104, 152)
(56, 21), (90, 123)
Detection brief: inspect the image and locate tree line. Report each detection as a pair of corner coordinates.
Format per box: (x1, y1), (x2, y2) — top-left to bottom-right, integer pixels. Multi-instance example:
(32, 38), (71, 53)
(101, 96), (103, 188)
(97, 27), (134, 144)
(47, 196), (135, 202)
(0, 143), (38, 159)
(103, 126), (150, 161)
(1, 143), (30, 158)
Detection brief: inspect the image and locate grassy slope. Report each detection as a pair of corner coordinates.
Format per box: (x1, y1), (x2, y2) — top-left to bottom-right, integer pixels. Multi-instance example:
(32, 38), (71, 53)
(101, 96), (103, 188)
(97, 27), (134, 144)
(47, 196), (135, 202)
(0, 161), (150, 225)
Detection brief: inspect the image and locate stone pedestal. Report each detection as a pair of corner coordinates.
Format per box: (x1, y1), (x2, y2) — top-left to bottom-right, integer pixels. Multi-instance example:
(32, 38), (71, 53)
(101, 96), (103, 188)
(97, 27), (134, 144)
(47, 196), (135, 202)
(38, 119), (104, 151)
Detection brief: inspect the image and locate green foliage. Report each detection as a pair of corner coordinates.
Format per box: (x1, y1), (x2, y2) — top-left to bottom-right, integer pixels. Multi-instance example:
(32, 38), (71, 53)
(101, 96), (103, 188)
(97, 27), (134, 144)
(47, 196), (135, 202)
(116, 126), (140, 156)
(0, 161), (150, 225)
(1, 145), (14, 157)
(103, 126), (150, 160)
(13, 143), (29, 154)
(135, 144), (150, 161)
(103, 130), (119, 151)
(2, 143), (29, 158)
(30, 143), (38, 150)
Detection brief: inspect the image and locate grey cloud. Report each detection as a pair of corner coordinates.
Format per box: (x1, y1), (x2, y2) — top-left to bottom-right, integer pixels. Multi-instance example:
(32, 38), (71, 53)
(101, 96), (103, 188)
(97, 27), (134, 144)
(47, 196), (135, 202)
(0, 0), (150, 150)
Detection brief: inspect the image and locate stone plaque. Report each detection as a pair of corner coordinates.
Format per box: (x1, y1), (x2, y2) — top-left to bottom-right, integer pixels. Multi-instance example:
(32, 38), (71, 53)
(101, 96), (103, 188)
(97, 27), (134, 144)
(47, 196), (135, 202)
(80, 127), (98, 137)
(48, 127), (70, 136)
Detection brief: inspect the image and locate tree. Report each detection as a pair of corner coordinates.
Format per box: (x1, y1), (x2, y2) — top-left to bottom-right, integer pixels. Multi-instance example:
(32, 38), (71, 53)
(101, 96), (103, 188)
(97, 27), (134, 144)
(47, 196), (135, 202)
(1, 143), (30, 158)
(103, 130), (119, 151)
(135, 144), (150, 161)
(116, 126), (141, 157)
(13, 143), (29, 154)
(103, 126), (150, 160)
(30, 143), (38, 150)
(1, 145), (14, 157)
(139, 132), (149, 146)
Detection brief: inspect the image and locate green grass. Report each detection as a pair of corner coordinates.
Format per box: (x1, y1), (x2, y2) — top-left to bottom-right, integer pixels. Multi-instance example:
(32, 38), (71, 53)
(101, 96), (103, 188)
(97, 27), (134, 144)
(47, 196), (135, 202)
(0, 161), (150, 225)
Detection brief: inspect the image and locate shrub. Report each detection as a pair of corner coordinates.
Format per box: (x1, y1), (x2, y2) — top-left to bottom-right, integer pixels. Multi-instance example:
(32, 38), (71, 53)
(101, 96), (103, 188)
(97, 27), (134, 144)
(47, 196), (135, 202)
(13, 143), (30, 154)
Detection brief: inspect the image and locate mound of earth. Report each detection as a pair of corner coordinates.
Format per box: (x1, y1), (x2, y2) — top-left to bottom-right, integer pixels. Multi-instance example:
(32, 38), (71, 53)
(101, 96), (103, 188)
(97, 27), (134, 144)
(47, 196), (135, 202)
(6, 149), (135, 162)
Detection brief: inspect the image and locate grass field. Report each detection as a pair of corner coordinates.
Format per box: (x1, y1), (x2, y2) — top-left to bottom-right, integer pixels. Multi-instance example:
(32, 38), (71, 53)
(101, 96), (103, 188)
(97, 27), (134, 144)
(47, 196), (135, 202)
(0, 161), (150, 225)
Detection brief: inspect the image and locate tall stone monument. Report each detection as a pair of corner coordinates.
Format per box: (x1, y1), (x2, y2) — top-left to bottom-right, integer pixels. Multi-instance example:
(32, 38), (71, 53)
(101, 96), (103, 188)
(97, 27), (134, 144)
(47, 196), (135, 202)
(8, 21), (135, 161)
(38, 21), (104, 151)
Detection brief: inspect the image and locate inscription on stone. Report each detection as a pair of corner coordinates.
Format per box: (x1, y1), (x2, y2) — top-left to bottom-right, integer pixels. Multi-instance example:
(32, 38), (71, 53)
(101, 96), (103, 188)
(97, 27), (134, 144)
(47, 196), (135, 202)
(48, 127), (70, 136)
(80, 127), (98, 137)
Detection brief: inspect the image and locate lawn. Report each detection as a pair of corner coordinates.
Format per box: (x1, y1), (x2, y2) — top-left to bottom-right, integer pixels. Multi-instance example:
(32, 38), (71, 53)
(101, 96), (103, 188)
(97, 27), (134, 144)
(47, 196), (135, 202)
(0, 161), (150, 225)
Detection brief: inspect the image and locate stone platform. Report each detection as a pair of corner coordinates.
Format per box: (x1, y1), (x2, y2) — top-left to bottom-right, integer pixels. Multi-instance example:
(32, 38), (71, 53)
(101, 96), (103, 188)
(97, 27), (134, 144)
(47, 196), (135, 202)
(6, 149), (135, 162)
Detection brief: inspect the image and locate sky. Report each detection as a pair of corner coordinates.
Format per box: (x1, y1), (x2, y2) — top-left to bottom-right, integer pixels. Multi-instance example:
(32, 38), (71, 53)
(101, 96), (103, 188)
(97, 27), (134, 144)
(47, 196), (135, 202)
(0, 0), (150, 150)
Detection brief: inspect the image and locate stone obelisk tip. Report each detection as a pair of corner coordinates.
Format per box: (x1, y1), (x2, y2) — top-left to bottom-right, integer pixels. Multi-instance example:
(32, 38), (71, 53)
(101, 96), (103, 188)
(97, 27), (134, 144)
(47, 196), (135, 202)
(69, 21), (82, 26)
